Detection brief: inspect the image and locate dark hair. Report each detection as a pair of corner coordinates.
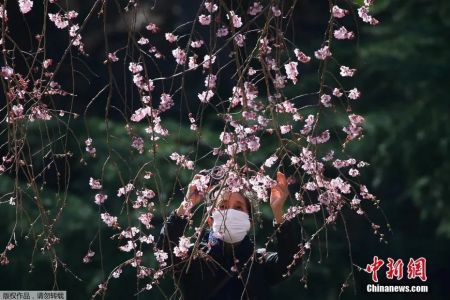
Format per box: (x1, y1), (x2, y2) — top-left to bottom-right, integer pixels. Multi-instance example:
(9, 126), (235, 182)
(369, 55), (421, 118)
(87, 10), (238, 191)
(206, 185), (254, 216)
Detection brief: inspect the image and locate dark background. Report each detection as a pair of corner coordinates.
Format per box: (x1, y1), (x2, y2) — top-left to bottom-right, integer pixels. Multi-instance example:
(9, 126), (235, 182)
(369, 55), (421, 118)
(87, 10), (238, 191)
(0, 0), (449, 299)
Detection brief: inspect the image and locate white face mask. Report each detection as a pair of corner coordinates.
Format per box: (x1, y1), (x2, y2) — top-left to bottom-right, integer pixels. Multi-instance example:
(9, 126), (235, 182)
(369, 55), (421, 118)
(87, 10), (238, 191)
(211, 209), (251, 243)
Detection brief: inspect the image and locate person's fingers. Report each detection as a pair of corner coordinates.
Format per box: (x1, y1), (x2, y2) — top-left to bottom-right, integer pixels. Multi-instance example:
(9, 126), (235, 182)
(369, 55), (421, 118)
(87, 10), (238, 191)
(276, 171), (288, 186)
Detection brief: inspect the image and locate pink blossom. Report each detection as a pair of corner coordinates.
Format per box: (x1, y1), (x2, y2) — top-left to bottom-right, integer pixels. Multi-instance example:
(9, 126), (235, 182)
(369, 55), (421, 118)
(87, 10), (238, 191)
(1, 66), (13, 79)
(333, 88), (343, 97)
(202, 54), (216, 69)
(100, 212), (117, 227)
(28, 104), (52, 121)
(248, 2), (263, 16)
(219, 132), (234, 144)
(172, 47), (186, 65)
(190, 40), (204, 48)
(205, 2), (218, 13)
(119, 240), (136, 252)
(48, 13), (68, 29)
(300, 114), (315, 135)
(360, 185), (375, 200)
(198, 90), (214, 103)
(128, 62), (143, 74)
(249, 173), (276, 201)
(18, 0), (33, 14)
(137, 37), (149, 45)
(264, 155), (278, 168)
(246, 135), (260, 152)
(334, 26), (354, 40)
(174, 236), (190, 257)
(131, 136), (145, 154)
(89, 178), (102, 190)
(131, 106), (151, 122)
(227, 11), (242, 28)
(69, 25), (79, 37)
(331, 5), (348, 18)
(165, 32), (178, 43)
(259, 38), (272, 55)
(43, 59), (53, 68)
(94, 193), (108, 205)
(159, 93), (174, 112)
(204, 74), (217, 89)
(314, 45), (332, 60)
(340, 66), (356, 77)
(349, 168), (360, 177)
(284, 61), (299, 84)
(188, 56), (199, 69)
(358, 6), (379, 25)
(198, 14), (211, 25)
(107, 53), (119, 63)
(0, 5), (7, 20)
(307, 130), (330, 144)
(170, 152), (194, 170)
(146, 23), (159, 33)
(154, 249), (168, 267)
(280, 125), (292, 134)
(332, 158), (357, 168)
(349, 114), (364, 125)
(304, 204), (321, 214)
(85, 138), (96, 157)
(294, 49), (311, 63)
(348, 88), (361, 100)
(357, 161), (369, 168)
(271, 6), (281, 17)
(112, 268), (122, 278)
(66, 10), (78, 19)
(320, 94), (332, 107)
(83, 250), (95, 263)
(139, 234), (154, 244)
(117, 183), (135, 197)
(217, 26), (229, 37)
(234, 34), (245, 47)
(273, 74), (286, 89)
(138, 213), (153, 229)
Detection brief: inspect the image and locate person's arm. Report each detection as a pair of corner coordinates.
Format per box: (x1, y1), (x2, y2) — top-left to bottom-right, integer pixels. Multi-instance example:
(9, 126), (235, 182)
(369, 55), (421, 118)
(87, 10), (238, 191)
(156, 175), (205, 266)
(261, 172), (301, 285)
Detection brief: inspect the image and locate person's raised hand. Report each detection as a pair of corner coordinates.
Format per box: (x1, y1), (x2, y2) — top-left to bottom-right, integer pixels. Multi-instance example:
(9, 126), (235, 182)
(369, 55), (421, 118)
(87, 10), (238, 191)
(270, 171), (289, 224)
(176, 174), (208, 216)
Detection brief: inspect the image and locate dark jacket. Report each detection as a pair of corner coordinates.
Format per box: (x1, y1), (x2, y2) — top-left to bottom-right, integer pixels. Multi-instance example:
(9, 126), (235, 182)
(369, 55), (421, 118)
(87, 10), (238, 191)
(156, 211), (300, 300)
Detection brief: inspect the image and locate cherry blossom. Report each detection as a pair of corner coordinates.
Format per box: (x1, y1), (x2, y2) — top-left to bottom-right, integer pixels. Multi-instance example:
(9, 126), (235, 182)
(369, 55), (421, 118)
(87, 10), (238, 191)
(294, 49), (311, 63)
(227, 11), (242, 28)
(100, 213), (117, 227)
(170, 152), (194, 170)
(94, 193), (108, 205)
(348, 88), (361, 100)
(174, 236), (190, 257)
(18, 0), (33, 14)
(340, 66), (356, 77)
(48, 13), (68, 29)
(165, 32), (178, 43)
(320, 94), (332, 107)
(331, 5), (348, 18)
(204, 1), (218, 13)
(172, 47), (186, 65)
(89, 178), (102, 190)
(198, 14), (211, 25)
(334, 26), (354, 40)
(314, 45), (332, 60)
(248, 2), (263, 16)
(284, 61), (299, 84)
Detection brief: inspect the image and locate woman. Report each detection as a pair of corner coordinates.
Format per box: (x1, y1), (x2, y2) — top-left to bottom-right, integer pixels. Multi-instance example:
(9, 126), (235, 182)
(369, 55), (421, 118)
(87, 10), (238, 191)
(156, 172), (300, 299)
